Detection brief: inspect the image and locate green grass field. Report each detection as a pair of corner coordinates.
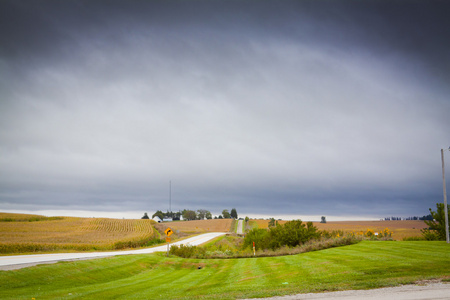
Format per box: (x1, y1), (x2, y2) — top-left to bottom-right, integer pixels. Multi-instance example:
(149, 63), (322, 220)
(1, 241), (449, 299)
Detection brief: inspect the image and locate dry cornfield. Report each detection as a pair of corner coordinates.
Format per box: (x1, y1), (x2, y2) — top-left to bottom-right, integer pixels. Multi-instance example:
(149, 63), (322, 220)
(0, 213), (157, 253)
(160, 219), (233, 233)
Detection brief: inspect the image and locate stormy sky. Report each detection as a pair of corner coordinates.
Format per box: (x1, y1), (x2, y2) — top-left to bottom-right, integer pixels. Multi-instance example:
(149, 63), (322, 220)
(1, 0), (449, 220)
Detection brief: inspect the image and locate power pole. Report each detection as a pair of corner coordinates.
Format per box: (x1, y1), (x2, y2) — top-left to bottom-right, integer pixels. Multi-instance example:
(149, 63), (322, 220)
(441, 149), (449, 243)
(169, 180), (172, 214)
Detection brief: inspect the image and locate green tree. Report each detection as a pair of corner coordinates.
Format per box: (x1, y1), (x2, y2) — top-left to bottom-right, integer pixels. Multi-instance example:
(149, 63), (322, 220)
(230, 208), (238, 219)
(268, 218), (276, 227)
(243, 228), (269, 250)
(182, 209), (197, 221)
(193, 209), (212, 220)
(141, 212), (149, 219)
(222, 209), (231, 219)
(173, 211), (182, 221)
(321, 216), (326, 223)
(197, 209), (208, 220)
(423, 203), (450, 240)
(152, 210), (164, 220)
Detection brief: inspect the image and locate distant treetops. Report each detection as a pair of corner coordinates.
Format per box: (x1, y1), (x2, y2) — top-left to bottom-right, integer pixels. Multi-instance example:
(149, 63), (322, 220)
(146, 208), (238, 221)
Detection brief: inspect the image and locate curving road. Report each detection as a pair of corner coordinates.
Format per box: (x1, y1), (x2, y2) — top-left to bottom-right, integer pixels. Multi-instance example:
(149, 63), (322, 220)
(0, 232), (226, 270)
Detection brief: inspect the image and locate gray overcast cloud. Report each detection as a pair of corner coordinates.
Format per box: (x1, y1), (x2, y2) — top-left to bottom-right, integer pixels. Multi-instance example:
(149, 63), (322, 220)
(1, 0), (449, 219)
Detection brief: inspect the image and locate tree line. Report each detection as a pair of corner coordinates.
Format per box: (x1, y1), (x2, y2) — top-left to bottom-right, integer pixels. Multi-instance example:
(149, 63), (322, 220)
(143, 208), (238, 221)
(384, 215), (433, 221)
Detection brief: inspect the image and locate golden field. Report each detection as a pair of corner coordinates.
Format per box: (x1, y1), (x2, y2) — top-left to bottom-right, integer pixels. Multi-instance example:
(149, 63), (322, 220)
(313, 220), (428, 240)
(0, 212), (430, 254)
(160, 219), (233, 233)
(0, 213), (157, 253)
(249, 219), (428, 240)
(0, 212), (62, 222)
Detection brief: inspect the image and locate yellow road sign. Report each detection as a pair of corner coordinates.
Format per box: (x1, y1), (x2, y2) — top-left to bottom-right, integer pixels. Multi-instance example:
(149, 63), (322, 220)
(166, 237), (171, 243)
(164, 227), (173, 236)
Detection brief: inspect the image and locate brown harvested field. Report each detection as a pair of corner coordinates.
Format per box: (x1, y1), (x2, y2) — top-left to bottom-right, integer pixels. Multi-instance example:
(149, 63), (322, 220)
(250, 219), (287, 229)
(160, 219), (233, 233)
(250, 219), (427, 240)
(313, 220), (428, 240)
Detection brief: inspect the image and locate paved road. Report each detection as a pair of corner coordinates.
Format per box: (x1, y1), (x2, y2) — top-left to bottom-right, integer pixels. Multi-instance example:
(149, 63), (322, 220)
(242, 282), (450, 300)
(0, 232), (226, 270)
(236, 219), (244, 234)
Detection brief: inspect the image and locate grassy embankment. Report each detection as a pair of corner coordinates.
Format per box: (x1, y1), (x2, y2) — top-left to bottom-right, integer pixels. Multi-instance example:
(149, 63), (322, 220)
(0, 213), (160, 253)
(0, 241), (449, 299)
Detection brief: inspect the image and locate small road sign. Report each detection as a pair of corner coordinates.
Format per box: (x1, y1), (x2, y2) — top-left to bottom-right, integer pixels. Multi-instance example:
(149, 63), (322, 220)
(164, 228), (173, 236)
(164, 229), (173, 257)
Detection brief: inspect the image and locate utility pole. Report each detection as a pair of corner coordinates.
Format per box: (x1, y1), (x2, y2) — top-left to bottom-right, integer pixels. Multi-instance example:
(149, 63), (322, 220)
(441, 148), (449, 243)
(169, 180), (171, 214)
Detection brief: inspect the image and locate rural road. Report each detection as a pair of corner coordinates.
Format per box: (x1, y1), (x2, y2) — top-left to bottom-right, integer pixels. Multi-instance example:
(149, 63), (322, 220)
(243, 282), (450, 300)
(236, 219), (244, 234)
(0, 232), (226, 270)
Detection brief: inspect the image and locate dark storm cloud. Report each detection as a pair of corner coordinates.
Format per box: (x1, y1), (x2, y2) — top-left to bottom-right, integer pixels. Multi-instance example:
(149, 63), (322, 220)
(1, 0), (449, 218)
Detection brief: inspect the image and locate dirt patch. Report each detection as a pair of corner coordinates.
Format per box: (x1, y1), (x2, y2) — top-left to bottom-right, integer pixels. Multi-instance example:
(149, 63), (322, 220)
(181, 262), (207, 269)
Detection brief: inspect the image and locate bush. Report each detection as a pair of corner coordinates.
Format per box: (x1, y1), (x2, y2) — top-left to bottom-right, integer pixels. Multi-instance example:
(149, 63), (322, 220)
(169, 244), (206, 258)
(243, 220), (320, 251)
(421, 229), (440, 241)
(320, 230), (345, 239)
(423, 203), (450, 240)
(168, 235), (362, 259)
(243, 228), (269, 250)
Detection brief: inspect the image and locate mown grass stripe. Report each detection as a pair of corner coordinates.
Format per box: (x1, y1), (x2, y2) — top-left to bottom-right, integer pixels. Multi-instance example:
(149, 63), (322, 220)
(1, 241), (449, 299)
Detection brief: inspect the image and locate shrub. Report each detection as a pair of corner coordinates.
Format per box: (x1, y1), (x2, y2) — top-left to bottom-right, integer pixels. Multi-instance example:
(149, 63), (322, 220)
(423, 203), (450, 240)
(169, 235), (362, 259)
(243, 220), (320, 251)
(379, 228), (392, 238)
(320, 230), (345, 238)
(421, 229), (440, 241)
(243, 228), (269, 250)
(169, 244), (206, 258)
(365, 229), (375, 237)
